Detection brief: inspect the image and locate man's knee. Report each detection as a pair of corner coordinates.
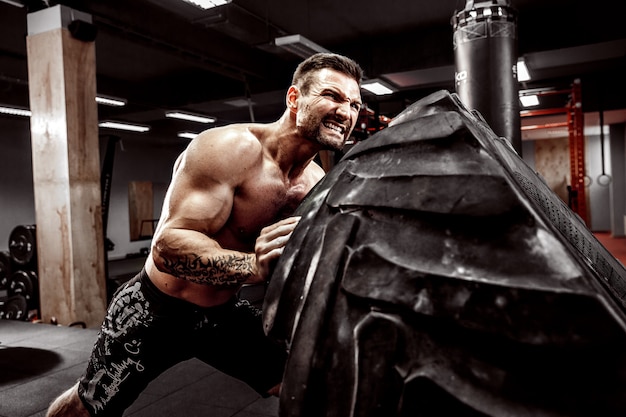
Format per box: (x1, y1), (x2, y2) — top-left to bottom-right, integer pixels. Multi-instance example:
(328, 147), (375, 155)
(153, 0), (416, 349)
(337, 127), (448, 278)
(46, 382), (90, 417)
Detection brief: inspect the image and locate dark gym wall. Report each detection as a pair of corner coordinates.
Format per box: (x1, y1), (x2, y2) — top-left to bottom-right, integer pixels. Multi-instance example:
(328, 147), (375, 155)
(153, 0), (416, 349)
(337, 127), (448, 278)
(587, 133), (613, 231)
(0, 116), (186, 260)
(0, 117), (35, 245)
(522, 132), (615, 232)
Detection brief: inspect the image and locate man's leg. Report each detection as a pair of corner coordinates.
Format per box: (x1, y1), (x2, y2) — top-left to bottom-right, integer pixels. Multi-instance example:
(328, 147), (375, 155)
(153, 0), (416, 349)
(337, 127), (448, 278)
(195, 298), (287, 397)
(46, 271), (186, 417)
(47, 382), (89, 417)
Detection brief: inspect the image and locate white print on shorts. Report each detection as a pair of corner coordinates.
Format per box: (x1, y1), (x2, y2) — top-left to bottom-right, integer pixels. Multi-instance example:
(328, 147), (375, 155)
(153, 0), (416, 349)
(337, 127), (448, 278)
(85, 281), (153, 411)
(84, 341), (146, 412)
(102, 281), (153, 354)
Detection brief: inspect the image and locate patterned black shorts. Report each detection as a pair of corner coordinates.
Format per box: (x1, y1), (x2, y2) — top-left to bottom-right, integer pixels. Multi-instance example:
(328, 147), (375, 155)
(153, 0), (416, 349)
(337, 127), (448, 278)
(77, 269), (287, 416)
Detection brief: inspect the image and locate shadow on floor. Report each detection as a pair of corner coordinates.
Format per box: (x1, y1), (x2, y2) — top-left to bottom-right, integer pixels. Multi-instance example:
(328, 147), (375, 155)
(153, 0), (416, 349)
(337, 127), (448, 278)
(0, 346), (62, 384)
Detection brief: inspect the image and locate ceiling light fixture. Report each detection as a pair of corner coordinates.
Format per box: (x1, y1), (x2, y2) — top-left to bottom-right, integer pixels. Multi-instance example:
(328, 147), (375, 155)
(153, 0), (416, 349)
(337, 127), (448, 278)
(166, 111), (216, 124)
(275, 34), (329, 58)
(96, 95), (127, 107)
(519, 94), (539, 107)
(361, 79), (396, 96)
(99, 121), (150, 133)
(181, 0), (230, 10)
(0, 105), (31, 117)
(178, 132), (199, 140)
(517, 58), (531, 82)
(0, 0), (24, 8)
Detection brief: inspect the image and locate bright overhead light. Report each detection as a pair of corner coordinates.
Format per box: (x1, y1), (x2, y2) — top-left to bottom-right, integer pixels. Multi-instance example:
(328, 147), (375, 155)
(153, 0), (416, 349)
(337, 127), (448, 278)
(0, 105), (31, 117)
(361, 80), (395, 96)
(275, 34), (330, 58)
(178, 131), (199, 140)
(166, 111), (216, 124)
(181, 0), (230, 10)
(99, 121), (150, 133)
(517, 59), (531, 82)
(96, 95), (127, 107)
(0, 0), (24, 7)
(519, 94), (539, 107)
(362, 82), (393, 95)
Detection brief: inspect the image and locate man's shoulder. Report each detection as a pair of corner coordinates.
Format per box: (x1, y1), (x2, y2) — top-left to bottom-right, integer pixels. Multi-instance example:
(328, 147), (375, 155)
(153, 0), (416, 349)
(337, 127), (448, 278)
(198, 123), (261, 143)
(191, 123), (266, 156)
(182, 123), (267, 177)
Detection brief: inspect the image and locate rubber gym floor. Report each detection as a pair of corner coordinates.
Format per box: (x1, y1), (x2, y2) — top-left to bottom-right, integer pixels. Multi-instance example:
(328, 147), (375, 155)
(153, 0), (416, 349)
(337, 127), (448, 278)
(0, 291), (279, 417)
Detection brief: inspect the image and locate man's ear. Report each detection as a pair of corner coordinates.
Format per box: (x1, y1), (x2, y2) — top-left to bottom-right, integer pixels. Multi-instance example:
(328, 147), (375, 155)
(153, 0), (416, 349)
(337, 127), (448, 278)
(286, 85), (299, 113)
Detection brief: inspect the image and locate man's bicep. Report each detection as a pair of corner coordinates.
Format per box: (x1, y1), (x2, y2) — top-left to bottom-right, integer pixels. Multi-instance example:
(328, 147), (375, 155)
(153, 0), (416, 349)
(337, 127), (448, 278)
(163, 128), (256, 235)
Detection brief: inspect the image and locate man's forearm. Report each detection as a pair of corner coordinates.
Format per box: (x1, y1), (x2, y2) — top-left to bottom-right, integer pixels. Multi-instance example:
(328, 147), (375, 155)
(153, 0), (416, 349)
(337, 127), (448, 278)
(159, 252), (256, 286)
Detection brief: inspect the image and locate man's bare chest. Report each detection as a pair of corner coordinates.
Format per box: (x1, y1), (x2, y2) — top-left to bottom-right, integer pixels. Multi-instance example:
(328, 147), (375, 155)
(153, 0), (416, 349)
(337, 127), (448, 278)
(224, 178), (312, 247)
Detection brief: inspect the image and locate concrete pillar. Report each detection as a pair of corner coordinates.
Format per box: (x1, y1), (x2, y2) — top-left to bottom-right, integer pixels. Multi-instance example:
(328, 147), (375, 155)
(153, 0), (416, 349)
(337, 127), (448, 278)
(26, 5), (107, 327)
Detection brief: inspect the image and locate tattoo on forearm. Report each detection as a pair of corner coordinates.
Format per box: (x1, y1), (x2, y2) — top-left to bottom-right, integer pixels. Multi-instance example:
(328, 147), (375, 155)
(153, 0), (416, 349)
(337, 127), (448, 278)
(161, 254), (255, 286)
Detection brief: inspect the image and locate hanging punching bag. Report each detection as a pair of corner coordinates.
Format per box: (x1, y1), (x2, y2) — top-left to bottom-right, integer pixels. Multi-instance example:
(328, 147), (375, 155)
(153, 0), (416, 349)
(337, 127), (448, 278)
(452, 0), (521, 153)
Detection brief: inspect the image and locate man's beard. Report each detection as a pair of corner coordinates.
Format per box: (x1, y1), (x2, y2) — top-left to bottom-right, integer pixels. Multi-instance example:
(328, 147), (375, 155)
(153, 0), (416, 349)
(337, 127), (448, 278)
(299, 113), (347, 152)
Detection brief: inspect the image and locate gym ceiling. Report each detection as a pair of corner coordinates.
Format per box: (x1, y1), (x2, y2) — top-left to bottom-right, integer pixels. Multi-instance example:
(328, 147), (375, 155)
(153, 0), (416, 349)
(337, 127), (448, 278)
(0, 0), (625, 144)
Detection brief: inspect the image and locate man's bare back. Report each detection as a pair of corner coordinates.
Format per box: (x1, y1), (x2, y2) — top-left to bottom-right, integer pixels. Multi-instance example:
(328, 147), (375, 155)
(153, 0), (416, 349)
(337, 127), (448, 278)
(146, 122), (325, 307)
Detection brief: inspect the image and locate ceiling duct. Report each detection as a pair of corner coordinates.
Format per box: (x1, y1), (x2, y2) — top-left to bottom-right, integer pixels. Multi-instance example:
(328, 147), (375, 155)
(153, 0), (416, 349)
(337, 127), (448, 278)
(192, 3), (282, 46)
(274, 34), (330, 58)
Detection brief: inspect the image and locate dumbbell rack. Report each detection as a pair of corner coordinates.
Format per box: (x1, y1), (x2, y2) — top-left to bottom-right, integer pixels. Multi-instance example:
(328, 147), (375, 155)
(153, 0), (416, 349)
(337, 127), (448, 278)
(0, 224), (39, 321)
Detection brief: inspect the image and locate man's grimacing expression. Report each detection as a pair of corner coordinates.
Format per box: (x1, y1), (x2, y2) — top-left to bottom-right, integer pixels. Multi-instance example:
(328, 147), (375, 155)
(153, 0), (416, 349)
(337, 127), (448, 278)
(294, 68), (362, 151)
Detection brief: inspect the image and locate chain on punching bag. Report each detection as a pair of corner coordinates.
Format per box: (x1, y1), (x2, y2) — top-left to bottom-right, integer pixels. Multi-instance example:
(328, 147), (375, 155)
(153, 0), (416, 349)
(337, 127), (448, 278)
(452, 0), (521, 153)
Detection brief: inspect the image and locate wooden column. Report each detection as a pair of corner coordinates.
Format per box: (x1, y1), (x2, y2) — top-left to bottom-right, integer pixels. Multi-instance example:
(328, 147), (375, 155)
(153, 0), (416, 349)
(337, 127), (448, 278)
(26, 6), (107, 327)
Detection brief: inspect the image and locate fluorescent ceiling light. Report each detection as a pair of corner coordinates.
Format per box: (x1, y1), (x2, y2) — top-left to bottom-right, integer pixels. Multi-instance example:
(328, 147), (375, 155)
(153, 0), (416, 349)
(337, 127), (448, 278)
(361, 80), (395, 96)
(99, 121), (150, 133)
(517, 59), (531, 82)
(362, 82), (393, 95)
(181, 0), (230, 10)
(0, 105), (31, 117)
(0, 0), (24, 8)
(178, 131), (199, 140)
(96, 95), (127, 107)
(166, 111), (216, 124)
(275, 34), (329, 58)
(519, 94), (539, 107)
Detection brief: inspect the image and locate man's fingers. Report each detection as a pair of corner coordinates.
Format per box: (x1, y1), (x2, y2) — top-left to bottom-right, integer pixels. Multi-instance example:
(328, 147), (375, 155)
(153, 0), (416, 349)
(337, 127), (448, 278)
(261, 216), (301, 235)
(254, 217), (302, 282)
(256, 229), (293, 255)
(259, 217), (301, 245)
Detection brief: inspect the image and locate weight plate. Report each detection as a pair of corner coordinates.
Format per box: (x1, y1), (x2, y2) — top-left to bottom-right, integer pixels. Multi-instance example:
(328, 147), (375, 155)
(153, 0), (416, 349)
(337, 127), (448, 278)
(9, 270), (38, 308)
(0, 250), (10, 289)
(9, 224), (37, 266)
(0, 295), (27, 321)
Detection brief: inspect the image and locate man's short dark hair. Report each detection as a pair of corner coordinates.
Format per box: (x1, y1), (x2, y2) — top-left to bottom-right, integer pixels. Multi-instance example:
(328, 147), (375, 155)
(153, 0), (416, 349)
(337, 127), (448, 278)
(291, 53), (363, 95)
